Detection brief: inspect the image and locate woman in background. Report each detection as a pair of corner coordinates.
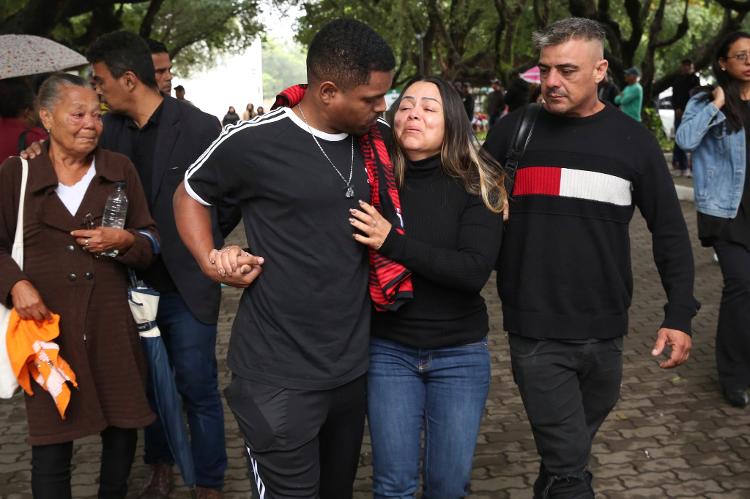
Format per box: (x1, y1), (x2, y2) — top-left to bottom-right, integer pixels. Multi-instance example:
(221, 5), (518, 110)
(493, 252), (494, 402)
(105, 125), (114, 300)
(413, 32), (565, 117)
(222, 105), (240, 127)
(676, 31), (750, 408)
(242, 102), (256, 121)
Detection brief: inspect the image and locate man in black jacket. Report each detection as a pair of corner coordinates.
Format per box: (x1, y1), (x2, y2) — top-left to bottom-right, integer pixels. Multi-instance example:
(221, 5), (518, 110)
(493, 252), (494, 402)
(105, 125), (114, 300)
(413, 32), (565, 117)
(483, 18), (697, 498)
(671, 58), (701, 176)
(87, 32), (237, 499)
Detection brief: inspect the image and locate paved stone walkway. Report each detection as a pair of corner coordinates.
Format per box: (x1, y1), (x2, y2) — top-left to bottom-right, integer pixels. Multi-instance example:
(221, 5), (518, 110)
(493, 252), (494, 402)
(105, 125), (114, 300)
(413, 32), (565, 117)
(1, 201), (749, 498)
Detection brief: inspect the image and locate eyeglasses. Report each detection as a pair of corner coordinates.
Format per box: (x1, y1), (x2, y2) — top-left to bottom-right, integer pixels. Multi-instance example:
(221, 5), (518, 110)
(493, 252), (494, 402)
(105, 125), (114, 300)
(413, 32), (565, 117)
(728, 52), (749, 63)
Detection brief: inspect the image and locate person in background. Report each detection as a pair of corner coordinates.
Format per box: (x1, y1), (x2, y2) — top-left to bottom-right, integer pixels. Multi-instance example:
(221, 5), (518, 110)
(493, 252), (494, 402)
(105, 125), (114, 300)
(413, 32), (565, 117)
(0, 77), (47, 162)
(242, 103), (255, 121)
(256, 105), (265, 116)
(615, 67), (643, 121)
(457, 81), (475, 121)
(221, 106), (240, 127)
(86, 32), (233, 499)
(174, 84), (193, 106)
(0, 73), (157, 499)
(146, 39), (173, 95)
(676, 32), (750, 409)
(174, 18), (395, 499)
(503, 77), (533, 115)
(597, 70), (619, 105)
(353, 75), (505, 498)
(671, 58), (701, 177)
(487, 78), (506, 128)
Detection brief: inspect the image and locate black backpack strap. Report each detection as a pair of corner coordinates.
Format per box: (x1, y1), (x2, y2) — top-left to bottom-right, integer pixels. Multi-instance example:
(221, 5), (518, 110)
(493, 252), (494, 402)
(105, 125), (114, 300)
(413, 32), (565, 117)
(505, 103), (541, 197)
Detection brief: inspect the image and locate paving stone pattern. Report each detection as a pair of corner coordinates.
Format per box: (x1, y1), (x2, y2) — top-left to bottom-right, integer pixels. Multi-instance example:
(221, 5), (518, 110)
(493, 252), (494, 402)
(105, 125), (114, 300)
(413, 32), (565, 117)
(1, 201), (748, 498)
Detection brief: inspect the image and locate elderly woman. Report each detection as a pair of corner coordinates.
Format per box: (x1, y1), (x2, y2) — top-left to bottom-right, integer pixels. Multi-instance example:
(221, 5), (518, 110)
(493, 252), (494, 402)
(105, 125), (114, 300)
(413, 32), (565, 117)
(349, 76), (505, 498)
(0, 73), (157, 498)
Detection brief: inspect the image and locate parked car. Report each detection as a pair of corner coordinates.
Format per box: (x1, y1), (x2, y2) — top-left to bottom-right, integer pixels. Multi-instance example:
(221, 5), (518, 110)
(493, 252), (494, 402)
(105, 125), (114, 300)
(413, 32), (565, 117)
(656, 88), (675, 139)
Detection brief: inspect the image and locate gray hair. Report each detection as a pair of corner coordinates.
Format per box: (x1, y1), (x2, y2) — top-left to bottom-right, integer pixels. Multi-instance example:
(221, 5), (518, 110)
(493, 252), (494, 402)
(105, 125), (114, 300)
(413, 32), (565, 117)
(532, 17), (606, 50)
(37, 73), (92, 111)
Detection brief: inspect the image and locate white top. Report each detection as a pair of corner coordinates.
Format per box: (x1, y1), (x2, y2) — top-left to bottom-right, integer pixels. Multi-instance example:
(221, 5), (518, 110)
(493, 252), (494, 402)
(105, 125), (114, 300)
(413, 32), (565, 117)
(56, 159), (96, 216)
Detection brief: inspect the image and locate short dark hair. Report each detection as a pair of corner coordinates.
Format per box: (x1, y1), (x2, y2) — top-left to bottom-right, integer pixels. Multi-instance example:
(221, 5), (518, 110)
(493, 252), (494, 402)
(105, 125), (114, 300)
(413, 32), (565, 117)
(174, 85), (185, 91)
(681, 58), (693, 65)
(0, 77), (35, 118)
(307, 18), (395, 89)
(86, 30), (157, 89)
(532, 17), (606, 50)
(146, 38), (169, 54)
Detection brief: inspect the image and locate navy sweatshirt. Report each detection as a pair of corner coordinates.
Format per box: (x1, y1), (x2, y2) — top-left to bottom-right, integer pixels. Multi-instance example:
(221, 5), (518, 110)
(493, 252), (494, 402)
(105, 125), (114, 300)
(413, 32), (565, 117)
(483, 103), (698, 339)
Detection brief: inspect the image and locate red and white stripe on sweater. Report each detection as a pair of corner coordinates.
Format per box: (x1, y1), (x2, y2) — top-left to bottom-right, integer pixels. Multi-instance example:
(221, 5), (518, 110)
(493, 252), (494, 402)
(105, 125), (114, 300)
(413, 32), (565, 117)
(513, 166), (632, 206)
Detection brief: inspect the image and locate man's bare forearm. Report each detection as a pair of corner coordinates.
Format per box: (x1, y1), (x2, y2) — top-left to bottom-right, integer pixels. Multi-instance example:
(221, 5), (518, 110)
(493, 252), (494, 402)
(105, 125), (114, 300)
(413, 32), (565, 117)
(173, 183), (216, 275)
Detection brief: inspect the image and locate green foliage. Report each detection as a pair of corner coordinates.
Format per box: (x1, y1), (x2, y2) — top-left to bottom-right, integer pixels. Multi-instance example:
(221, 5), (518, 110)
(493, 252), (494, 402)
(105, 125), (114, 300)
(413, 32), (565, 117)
(0, 0), (26, 19)
(654, 1), (725, 77)
(262, 37), (307, 98)
(642, 107), (673, 151)
(3, 0), (263, 78)
(141, 0), (263, 77)
(295, 0), (426, 82)
(6, 0), (750, 86)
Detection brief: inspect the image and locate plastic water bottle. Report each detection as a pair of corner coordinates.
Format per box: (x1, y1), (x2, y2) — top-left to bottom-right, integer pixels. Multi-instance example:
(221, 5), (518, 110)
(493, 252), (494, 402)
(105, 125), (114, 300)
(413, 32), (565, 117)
(101, 182), (128, 257)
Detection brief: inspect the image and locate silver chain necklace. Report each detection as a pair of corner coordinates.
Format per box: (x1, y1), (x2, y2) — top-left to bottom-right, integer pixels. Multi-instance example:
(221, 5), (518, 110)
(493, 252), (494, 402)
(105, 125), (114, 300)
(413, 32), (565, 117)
(297, 103), (355, 198)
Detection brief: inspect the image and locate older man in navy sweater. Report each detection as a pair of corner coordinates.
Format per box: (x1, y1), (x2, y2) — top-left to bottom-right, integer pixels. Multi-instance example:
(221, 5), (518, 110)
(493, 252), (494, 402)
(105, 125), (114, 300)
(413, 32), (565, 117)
(484, 18), (698, 499)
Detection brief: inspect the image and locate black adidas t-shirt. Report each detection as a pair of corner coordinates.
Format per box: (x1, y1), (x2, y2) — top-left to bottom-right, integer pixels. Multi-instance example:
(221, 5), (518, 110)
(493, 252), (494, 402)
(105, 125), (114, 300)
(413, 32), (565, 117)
(185, 107), (379, 390)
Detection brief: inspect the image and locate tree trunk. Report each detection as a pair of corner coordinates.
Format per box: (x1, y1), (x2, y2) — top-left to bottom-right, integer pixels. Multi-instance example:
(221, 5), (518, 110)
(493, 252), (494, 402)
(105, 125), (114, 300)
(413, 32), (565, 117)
(0, 0), (67, 36)
(653, 2), (750, 96)
(139, 0), (166, 39)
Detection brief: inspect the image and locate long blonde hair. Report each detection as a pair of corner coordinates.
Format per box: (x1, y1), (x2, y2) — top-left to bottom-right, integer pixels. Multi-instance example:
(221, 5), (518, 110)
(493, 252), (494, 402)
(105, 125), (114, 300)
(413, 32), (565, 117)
(389, 76), (506, 213)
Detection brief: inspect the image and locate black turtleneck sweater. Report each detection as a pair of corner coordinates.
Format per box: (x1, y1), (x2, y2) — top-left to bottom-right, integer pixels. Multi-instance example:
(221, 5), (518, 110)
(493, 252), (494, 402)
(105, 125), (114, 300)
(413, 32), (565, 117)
(373, 155), (504, 349)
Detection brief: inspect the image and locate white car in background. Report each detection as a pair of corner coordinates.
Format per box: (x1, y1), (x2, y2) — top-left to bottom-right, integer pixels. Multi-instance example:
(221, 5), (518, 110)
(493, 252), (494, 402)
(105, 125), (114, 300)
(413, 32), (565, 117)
(657, 88), (675, 139)
(657, 75), (710, 139)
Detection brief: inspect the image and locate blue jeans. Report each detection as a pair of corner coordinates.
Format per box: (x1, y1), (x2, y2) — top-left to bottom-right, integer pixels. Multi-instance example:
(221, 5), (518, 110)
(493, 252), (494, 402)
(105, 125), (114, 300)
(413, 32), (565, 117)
(367, 337), (490, 499)
(144, 291), (227, 489)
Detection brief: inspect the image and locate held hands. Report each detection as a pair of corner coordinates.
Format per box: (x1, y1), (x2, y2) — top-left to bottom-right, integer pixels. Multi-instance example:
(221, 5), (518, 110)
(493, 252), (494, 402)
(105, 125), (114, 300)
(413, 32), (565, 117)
(651, 328), (692, 369)
(206, 245), (263, 288)
(70, 227), (135, 255)
(11, 280), (52, 321)
(350, 200), (392, 250)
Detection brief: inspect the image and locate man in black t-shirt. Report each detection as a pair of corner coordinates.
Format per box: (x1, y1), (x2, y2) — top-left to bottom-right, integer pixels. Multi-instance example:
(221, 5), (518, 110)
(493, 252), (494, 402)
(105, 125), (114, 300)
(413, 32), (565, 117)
(672, 58), (701, 175)
(174, 19), (395, 499)
(483, 18), (697, 498)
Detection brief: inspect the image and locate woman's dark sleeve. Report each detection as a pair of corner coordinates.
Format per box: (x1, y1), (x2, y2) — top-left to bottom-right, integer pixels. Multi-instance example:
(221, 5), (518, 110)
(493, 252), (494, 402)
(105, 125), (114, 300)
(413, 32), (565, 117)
(0, 157), (30, 306)
(115, 159), (159, 269)
(379, 194), (503, 293)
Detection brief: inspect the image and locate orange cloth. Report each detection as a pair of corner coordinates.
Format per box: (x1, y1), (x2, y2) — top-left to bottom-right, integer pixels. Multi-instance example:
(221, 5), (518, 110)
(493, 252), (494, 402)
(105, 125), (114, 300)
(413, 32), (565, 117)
(6, 311), (77, 419)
